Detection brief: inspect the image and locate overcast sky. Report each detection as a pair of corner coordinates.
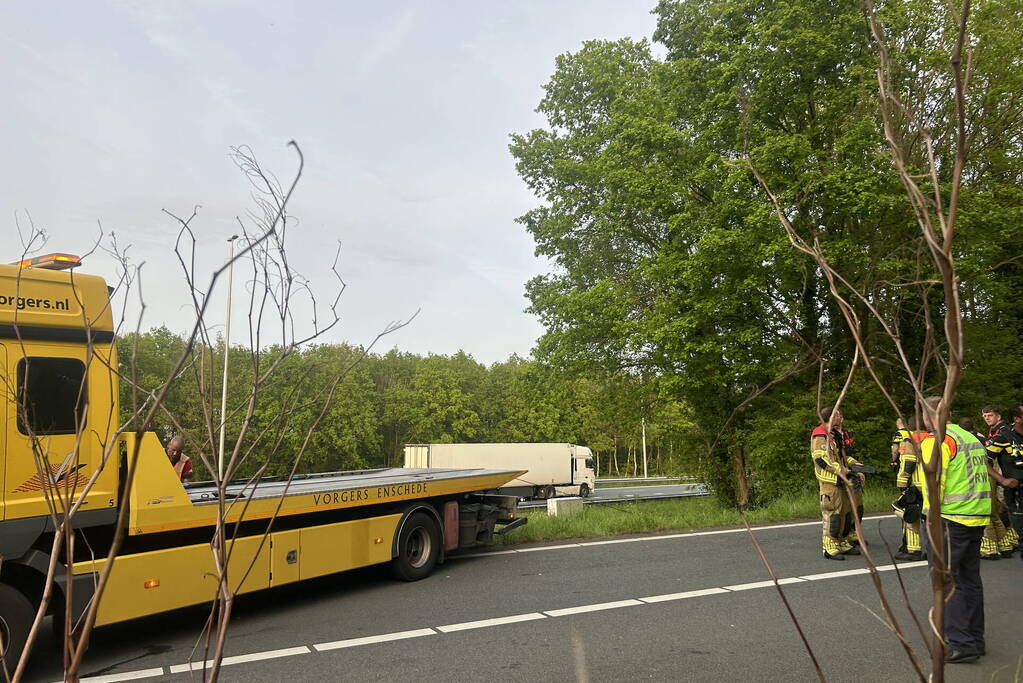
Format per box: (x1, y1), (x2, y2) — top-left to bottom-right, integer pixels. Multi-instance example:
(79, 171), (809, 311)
(1, 1), (659, 364)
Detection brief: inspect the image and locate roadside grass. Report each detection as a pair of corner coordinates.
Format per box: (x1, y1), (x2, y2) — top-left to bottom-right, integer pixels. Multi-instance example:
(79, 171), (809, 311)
(494, 485), (894, 546)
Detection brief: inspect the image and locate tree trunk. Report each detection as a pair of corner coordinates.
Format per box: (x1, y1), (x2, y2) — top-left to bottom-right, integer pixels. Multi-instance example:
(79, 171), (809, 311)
(734, 445), (751, 509)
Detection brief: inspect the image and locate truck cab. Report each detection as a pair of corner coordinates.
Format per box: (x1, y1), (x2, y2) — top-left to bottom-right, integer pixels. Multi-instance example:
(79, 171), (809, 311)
(564, 446), (596, 498)
(1, 255), (121, 558)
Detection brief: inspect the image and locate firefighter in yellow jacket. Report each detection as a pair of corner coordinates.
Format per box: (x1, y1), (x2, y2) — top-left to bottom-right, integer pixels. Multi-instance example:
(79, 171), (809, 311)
(812, 406), (865, 560)
(894, 421), (924, 561)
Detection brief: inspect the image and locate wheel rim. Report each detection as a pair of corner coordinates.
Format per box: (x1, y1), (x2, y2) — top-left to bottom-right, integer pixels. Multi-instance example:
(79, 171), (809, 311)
(406, 526), (433, 569)
(0, 614), (11, 658)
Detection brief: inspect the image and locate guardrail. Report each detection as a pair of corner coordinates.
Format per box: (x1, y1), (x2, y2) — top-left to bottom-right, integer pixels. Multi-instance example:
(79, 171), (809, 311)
(519, 482), (709, 510)
(596, 476), (697, 485)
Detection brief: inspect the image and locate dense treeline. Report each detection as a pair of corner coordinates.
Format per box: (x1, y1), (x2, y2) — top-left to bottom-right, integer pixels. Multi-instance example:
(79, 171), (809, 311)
(117, 328), (697, 481)
(509, 0), (1023, 504)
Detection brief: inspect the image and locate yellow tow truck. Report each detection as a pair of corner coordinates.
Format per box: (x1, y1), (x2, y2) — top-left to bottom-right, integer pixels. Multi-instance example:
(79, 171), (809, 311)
(0, 254), (525, 669)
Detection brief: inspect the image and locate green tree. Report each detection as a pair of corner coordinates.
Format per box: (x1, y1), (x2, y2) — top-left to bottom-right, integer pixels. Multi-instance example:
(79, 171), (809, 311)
(512, 0), (1023, 503)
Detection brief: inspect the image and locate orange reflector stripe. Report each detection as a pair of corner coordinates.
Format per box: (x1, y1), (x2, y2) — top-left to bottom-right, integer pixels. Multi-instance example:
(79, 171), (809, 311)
(144, 579), (160, 589)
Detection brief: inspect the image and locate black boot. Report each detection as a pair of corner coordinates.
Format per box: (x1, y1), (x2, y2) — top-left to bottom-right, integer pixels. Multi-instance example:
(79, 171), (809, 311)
(823, 550), (846, 561)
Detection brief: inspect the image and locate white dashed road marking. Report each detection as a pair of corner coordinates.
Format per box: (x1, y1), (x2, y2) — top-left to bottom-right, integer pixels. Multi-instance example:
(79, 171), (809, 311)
(76, 669), (167, 682)
(437, 613), (547, 632)
(722, 577), (806, 592)
(168, 646), (311, 674)
(638, 587), (730, 603)
(543, 599), (643, 617)
(313, 628), (437, 652)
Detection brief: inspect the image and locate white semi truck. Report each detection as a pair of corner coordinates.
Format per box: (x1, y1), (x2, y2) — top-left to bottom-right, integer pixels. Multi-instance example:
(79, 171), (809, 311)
(404, 443), (596, 499)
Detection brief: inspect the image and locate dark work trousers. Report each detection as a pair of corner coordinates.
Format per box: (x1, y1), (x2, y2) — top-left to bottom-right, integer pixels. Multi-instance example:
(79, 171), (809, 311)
(920, 517), (986, 655)
(1007, 487), (1023, 564)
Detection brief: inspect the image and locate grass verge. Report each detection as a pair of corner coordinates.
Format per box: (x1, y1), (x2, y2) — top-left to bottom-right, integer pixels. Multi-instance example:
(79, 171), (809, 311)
(495, 485), (894, 546)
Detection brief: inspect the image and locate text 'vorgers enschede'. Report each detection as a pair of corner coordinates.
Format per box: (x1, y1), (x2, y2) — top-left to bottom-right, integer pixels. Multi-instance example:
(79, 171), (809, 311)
(311, 482), (428, 506)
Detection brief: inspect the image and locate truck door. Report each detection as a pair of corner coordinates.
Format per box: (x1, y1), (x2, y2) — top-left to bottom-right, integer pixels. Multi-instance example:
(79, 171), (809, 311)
(4, 345), (109, 523)
(574, 449), (596, 490)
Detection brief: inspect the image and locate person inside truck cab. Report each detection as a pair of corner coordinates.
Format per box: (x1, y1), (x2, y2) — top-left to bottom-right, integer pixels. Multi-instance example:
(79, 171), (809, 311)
(166, 435), (193, 483)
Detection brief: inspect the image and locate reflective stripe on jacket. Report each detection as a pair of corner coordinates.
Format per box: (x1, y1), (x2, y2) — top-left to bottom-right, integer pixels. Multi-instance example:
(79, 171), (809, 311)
(895, 431), (925, 488)
(173, 454), (192, 481)
(811, 425), (859, 486)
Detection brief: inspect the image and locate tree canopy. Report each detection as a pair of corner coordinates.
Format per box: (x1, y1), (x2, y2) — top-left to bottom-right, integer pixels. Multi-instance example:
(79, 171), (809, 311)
(510, 0), (1023, 503)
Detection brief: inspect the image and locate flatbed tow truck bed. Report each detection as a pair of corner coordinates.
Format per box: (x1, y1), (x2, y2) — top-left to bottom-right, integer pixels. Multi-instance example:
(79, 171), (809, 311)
(184, 467), (513, 504)
(124, 433), (524, 535)
(59, 436), (527, 627)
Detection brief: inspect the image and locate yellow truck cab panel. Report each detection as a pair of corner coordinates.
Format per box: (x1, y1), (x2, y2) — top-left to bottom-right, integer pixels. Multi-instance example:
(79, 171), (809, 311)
(0, 263), (119, 530)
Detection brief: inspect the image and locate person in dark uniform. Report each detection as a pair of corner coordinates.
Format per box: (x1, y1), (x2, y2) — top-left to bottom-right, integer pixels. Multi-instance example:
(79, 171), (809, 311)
(984, 404), (1023, 562)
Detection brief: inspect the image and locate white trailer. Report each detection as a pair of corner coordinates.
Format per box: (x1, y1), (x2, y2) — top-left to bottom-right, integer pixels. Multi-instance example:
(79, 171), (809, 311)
(404, 443), (596, 499)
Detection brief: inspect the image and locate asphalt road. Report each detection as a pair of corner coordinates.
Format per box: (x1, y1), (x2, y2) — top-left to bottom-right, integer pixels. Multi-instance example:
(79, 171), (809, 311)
(27, 514), (1022, 682)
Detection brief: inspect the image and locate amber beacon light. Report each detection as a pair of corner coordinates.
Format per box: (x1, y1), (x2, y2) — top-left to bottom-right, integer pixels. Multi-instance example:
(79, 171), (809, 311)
(10, 253), (82, 270)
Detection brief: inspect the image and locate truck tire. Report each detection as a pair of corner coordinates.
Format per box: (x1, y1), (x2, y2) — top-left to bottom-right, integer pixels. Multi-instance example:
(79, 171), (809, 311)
(0, 584), (33, 677)
(390, 512), (440, 582)
(579, 483), (590, 498)
(543, 485), (556, 500)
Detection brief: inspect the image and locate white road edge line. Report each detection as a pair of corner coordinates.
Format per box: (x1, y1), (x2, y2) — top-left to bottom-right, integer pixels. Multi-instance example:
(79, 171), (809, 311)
(516, 543), (581, 553)
(722, 577), (806, 592)
(543, 599), (643, 617)
(639, 587), (730, 603)
(800, 568), (872, 581)
(313, 628), (437, 652)
(77, 668), (167, 683)
(459, 549), (518, 558)
(461, 514), (894, 558)
(168, 646), (311, 674)
(437, 612), (547, 633)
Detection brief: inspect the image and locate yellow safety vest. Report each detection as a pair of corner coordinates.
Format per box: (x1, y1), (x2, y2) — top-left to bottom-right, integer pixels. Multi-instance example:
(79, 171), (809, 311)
(916, 424), (992, 526)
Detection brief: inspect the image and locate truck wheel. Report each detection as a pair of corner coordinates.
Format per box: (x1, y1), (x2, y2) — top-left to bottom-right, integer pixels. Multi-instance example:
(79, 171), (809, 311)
(390, 512), (440, 582)
(543, 485), (556, 500)
(0, 584), (33, 677)
(579, 483), (590, 498)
